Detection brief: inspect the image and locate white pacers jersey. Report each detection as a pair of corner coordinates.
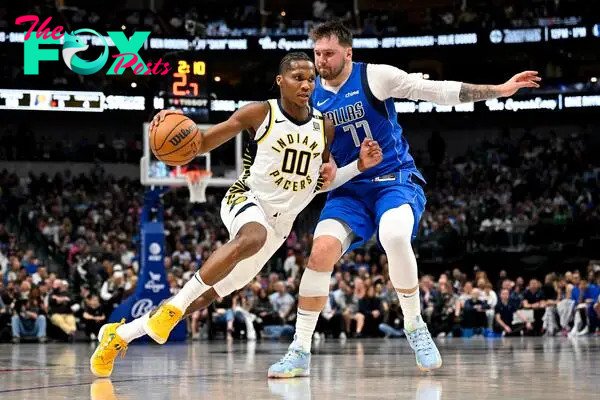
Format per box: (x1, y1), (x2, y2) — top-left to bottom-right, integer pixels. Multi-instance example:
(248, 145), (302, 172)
(226, 99), (326, 216)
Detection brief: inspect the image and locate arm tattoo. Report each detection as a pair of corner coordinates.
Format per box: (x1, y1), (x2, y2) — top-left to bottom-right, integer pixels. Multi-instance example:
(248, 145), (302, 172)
(458, 83), (502, 103)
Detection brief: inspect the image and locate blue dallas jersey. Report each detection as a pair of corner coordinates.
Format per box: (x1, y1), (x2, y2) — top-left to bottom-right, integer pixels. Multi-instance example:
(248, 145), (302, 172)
(312, 62), (423, 185)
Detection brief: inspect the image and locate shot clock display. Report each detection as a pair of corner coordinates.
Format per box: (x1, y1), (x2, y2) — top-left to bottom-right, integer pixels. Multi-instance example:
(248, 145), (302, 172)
(170, 60), (208, 98)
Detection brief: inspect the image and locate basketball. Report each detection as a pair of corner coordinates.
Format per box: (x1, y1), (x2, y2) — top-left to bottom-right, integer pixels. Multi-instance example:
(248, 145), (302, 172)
(150, 114), (202, 166)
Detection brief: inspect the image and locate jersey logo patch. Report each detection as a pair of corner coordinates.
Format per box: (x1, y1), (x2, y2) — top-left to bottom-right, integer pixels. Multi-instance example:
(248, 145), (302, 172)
(313, 121), (320, 131)
(316, 98), (330, 106)
(345, 90), (360, 98)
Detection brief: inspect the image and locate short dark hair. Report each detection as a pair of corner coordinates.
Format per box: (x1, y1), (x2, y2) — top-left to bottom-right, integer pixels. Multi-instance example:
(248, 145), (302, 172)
(310, 20), (353, 47)
(278, 51), (313, 74)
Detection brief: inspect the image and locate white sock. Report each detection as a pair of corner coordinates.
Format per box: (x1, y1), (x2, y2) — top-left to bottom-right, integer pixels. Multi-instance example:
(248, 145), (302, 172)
(116, 313), (150, 343)
(168, 271), (210, 311)
(294, 308), (320, 353)
(398, 288), (422, 328)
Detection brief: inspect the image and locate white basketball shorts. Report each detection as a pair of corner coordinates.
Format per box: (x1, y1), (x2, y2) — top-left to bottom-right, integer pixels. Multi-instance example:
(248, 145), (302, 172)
(213, 190), (295, 297)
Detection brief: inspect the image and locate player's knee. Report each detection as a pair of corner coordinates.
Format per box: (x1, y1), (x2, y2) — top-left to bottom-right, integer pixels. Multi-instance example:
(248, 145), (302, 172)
(379, 205), (413, 251)
(233, 223), (267, 259)
(307, 236), (339, 272)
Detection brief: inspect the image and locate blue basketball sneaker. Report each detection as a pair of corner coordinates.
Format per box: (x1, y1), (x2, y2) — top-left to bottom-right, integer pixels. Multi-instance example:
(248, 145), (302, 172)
(404, 316), (443, 372)
(268, 339), (311, 378)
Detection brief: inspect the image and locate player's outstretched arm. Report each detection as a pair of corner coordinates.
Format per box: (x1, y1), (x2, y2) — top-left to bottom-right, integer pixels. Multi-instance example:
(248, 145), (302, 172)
(366, 64), (541, 106)
(458, 71), (541, 102)
(199, 102), (268, 154)
(149, 103), (269, 155)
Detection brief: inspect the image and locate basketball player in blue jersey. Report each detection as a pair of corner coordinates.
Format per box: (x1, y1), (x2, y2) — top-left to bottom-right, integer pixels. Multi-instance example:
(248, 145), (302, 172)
(268, 21), (541, 377)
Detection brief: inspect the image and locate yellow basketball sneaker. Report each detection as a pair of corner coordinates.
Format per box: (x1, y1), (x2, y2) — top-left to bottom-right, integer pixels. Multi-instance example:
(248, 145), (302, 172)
(144, 304), (183, 344)
(90, 319), (128, 378)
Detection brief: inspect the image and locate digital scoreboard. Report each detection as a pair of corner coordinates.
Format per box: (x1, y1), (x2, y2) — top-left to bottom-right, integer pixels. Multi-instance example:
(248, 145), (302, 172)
(169, 60), (208, 98)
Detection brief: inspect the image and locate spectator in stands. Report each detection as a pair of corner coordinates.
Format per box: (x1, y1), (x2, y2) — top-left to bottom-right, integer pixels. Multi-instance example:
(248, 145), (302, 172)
(522, 279), (545, 335)
(541, 273), (560, 335)
(420, 275), (438, 325)
(1, 281), (17, 312)
(452, 268), (465, 292)
(211, 295), (235, 340)
(315, 283), (343, 340)
(283, 249), (299, 280)
(190, 307), (210, 341)
(570, 276), (600, 336)
(100, 266), (126, 315)
(494, 288), (533, 336)
(269, 281), (296, 325)
(477, 278), (498, 328)
(251, 287), (282, 335)
(463, 288), (490, 333)
(81, 294), (106, 340)
(431, 281), (458, 337)
(0, 289), (10, 337)
(32, 266), (48, 285)
(11, 289), (47, 343)
(48, 280), (77, 340)
(231, 291), (257, 340)
(378, 296), (404, 338)
(500, 279), (522, 309)
(455, 280), (473, 320)
(6, 257), (21, 283)
(356, 285), (383, 337)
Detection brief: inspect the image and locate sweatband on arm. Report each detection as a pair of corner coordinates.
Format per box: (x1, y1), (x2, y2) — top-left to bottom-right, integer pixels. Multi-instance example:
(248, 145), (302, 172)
(322, 160), (361, 192)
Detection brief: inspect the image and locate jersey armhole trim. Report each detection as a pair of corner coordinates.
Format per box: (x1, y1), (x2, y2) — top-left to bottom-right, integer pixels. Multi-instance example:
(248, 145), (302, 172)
(255, 100), (274, 143)
(360, 63), (389, 118)
(321, 118), (327, 147)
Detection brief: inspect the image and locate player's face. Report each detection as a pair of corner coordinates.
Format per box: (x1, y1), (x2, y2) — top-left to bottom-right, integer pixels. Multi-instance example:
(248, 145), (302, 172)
(277, 60), (316, 107)
(313, 35), (351, 80)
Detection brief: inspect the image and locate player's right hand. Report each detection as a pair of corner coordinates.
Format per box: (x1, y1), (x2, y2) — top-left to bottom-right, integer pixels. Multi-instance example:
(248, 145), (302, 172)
(149, 109), (183, 131)
(357, 139), (383, 171)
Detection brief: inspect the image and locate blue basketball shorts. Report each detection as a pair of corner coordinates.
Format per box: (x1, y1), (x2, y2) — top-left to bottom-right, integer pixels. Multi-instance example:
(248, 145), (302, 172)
(318, 171), (426, 253)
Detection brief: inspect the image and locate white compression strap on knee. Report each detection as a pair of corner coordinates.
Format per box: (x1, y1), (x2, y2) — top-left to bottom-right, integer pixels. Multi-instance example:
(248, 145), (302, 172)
(379, 204), (419, 290)
(313, 218), (353, 254)
(299, 268), (331, 297)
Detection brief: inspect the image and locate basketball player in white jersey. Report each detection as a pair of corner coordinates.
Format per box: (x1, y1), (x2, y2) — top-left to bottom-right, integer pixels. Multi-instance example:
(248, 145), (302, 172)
(90, 52), (382, 378)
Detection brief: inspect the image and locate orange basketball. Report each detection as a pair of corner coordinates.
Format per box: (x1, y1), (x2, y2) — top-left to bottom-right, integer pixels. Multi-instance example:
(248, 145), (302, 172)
(150, 114), (202, 166)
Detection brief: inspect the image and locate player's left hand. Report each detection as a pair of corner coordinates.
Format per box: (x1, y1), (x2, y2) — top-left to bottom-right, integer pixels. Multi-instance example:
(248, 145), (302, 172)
(499, 71), (542, 97)
(319, 160), (337, 192)
(358, 139), (383, 171)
